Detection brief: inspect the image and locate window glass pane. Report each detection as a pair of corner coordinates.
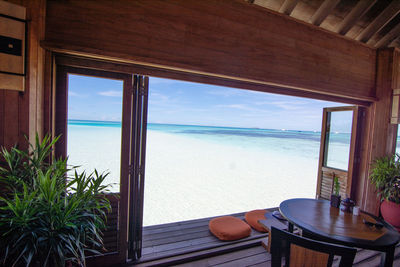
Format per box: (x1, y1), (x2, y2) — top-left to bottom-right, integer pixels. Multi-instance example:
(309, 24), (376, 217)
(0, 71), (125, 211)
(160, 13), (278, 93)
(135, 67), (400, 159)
(67, 74), (123, 192)
(324, 110), (352, 170)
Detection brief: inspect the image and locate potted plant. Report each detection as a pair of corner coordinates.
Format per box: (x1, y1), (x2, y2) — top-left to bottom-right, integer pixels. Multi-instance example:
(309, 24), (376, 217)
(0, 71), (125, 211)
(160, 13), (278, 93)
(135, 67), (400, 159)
(369, 154), (400, 231)
(330, 175), (341, 208)
(0, 135), (112, 267)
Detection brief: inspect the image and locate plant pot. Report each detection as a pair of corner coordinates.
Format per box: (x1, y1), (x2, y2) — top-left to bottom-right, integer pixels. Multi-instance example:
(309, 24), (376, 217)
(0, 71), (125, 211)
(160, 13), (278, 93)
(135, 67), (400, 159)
(380, 200), (400, 231)
(330, 195), (341, 208)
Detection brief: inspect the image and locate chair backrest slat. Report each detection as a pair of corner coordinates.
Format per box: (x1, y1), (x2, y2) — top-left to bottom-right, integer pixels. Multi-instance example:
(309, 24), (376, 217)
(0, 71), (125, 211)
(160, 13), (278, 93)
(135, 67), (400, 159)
(270, 227), (357, 267)
(290, 244), (330, 266)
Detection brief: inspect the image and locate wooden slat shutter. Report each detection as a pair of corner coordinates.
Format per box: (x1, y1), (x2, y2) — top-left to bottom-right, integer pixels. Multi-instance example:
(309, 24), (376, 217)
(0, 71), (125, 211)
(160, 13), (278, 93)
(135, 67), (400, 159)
(102, 194), (120, 253)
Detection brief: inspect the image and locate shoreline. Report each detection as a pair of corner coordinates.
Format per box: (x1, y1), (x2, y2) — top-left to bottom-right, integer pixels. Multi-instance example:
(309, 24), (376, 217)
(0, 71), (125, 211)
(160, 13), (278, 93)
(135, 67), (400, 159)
(68, 119), (326, 134)
(67, 123), (353, 226)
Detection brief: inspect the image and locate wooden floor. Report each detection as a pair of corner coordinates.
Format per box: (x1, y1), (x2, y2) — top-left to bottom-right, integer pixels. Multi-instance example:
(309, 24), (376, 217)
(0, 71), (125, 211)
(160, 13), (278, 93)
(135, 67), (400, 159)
(132, 209), (400, 267)
(137, 210), (272, 264)
(173, 244), (400, 267)
(136, 239), (400, 267)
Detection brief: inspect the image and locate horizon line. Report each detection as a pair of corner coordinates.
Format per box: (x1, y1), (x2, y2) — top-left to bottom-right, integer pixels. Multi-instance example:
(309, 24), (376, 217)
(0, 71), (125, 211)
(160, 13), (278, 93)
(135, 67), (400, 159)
(68, 119), (325, 133)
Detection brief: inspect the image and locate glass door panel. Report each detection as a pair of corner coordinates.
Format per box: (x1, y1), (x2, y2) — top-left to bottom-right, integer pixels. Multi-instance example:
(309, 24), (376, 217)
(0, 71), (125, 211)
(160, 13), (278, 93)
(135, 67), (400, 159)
(324, 110), (353, 170)
(55, 65), (133, 265)
(67, 74), (123, 192)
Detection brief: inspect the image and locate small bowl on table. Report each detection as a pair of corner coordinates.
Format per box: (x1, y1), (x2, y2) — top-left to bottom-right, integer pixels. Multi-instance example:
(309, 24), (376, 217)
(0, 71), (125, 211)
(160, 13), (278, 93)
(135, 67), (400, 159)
(341, 198), (355, 213)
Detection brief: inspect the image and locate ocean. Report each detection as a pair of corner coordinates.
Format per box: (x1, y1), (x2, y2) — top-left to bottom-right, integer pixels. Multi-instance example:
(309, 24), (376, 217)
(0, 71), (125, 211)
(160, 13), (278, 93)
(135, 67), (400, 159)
(67, 120), (355, 225)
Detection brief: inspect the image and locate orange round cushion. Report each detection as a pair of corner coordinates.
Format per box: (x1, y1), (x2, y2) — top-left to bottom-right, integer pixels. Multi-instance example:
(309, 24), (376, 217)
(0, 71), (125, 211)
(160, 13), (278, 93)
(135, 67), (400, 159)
(245, 209), (268, 232)
(209, 216), (251, 241)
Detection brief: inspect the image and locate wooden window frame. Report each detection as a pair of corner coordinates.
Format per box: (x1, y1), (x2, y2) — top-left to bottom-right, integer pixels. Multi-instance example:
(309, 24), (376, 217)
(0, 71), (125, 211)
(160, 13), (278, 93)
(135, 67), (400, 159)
(316, 106), (364, 199)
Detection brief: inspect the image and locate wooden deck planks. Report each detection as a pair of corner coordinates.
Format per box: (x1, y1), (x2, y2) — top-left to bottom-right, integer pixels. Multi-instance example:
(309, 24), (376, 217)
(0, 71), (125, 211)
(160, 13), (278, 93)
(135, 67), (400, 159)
(170, 242), (400, 267)
(211, 252), (271, 267)
(141, 230), (266, 261)
(136, 209), (400, 267)
(134, 239), (264, 267)
(138, 237), (400, 266)
(174, 246), (270, 267)
(139, 211), (271, 263)
(143, 230), (209, 247)
(352, 244), (400, 266)
(205, 246), (267, 266)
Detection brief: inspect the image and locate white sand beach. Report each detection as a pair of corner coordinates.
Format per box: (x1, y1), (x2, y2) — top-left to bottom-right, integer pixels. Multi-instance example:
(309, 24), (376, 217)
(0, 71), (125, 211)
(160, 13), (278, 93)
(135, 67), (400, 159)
(143, 131), (318, 226)
(68, 126), (320, 226)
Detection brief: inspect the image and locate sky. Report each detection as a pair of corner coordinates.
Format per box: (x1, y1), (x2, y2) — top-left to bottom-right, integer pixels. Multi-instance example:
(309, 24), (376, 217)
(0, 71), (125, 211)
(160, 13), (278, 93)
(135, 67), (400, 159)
(68, 75), (350, 132)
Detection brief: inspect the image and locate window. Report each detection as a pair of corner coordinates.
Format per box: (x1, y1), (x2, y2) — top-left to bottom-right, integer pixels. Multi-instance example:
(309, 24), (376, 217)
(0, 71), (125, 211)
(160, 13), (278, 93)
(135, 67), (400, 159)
(67, 74), (123, 192)
(323, 110), (353, 171)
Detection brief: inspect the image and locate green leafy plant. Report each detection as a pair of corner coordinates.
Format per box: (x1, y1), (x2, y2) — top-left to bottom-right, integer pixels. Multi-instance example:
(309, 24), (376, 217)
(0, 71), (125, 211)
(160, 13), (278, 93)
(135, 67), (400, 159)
(333, 175), (340, 196)
(0, 135), (111, 267)
(369, 154), (400, 204)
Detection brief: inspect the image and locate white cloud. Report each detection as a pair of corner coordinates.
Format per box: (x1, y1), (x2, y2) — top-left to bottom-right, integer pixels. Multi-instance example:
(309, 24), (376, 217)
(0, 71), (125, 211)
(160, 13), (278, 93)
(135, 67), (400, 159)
(98, 90), (122, 97)
(240, 90), (268, 96)
(207, 89), (241, 97)
(149, 78), (178, 85)
(216, 104), (250, 110)
(150, 92), (169, 102)
(69, 91), (88, 97)
(215, 104), (269, 113)
(254, 100), (307, 110)
(269, 101), (304, 110)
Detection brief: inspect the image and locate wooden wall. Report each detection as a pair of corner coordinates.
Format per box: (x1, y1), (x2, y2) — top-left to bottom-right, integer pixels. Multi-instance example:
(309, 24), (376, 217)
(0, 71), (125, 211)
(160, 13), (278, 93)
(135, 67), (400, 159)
(43, 0), (376, 103)
(357, 49), (399, 214)
(0, 0), (46, 150)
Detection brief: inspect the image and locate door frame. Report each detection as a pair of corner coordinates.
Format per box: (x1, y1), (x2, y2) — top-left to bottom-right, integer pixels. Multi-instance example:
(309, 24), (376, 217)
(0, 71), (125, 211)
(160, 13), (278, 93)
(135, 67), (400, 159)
(54, 63), (132, 265)
(316, 106), (364, 199)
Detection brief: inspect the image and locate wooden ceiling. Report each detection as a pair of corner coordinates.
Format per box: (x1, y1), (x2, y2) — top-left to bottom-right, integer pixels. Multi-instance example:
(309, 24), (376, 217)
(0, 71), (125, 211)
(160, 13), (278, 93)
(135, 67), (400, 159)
(248, 0), (400, 49)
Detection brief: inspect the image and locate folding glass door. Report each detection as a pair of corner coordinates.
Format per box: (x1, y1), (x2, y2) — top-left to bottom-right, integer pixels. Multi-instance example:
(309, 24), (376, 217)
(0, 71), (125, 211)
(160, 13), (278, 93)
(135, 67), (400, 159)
(55, 64), (148, 264)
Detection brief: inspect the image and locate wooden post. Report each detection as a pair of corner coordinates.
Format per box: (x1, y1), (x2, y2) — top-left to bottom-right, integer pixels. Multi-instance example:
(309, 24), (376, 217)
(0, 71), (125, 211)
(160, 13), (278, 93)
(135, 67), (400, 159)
(357, 48), (399, 215)
(23, 0), (46, 143)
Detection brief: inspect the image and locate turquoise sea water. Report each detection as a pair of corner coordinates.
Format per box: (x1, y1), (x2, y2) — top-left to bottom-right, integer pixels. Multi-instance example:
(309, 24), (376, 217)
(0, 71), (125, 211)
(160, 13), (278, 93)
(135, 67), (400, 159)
(68, 119), (353, 171)
(68, 119), (122, 128)
(66, 120), (400, 187)
(148, 123), (350, 166)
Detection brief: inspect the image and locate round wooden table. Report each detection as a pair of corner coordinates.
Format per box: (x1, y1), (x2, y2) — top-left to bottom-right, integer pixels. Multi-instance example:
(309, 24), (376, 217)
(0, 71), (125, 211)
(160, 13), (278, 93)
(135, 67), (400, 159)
(279, 198), (400, 267)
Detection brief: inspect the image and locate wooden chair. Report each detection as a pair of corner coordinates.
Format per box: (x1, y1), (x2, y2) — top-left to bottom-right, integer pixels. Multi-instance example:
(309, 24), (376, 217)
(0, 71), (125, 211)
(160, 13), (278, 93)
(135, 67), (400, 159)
(270, 227), (357, 267)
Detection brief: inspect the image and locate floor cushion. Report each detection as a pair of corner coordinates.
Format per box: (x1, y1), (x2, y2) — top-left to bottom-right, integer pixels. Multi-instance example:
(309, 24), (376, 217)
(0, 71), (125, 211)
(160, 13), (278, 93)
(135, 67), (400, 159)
(209, 216), (251, 241)
(245, 209), (268, 232)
